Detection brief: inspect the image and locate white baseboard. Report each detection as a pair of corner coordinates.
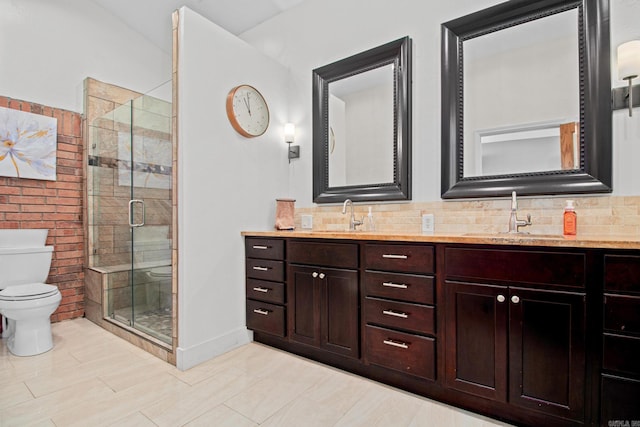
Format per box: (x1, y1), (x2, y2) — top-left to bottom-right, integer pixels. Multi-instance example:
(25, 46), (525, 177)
(176, 327), (253, 371)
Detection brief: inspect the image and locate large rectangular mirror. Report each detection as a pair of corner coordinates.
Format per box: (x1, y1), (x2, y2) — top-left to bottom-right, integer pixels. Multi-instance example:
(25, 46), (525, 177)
(441, 0), (612, 199)
(313, 37), (412, 203)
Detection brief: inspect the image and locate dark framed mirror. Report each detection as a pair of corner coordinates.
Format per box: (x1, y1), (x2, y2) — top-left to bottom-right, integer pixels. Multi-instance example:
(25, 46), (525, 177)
(441, 0), (611, 199)
(313, 36), (412, 203)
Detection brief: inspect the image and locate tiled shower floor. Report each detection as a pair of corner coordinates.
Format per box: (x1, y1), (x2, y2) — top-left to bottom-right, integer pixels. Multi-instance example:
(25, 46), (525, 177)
(112, 306), (172, 344)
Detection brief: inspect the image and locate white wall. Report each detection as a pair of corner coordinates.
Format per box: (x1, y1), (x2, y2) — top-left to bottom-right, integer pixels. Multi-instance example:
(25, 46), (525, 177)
(242, 0), (640, 204)
(0, 0), (171, 112)
(176, 7), (291, 370)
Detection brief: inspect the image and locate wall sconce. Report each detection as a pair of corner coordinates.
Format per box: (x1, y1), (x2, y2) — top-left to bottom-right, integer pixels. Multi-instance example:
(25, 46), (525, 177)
(613, 40), (640, 117)
(284, 123), (299, 162)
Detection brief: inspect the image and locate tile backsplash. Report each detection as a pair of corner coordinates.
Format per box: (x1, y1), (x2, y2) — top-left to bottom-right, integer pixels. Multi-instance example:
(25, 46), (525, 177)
(294, 195), (640, 237)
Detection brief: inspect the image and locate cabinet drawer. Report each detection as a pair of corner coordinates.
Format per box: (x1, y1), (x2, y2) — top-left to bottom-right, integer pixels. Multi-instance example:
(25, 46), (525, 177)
(605, 254), (640, 294)
(603, 334), (640, 377)
(364, 244), (434, 274)
(246, 279), (285, 304)
(245, 238), (284, 260)
(364, 271), (434, 305)
(601, 375), (640, 423)
(246, 299), (285, 337)
(364, 297), (434, 335)
(445, 247), (585, 288)
(365, 325), (435, 380)
(246, 259), (284, 282)
(604, 294), (640, 335)
(288, 240), (358, 269)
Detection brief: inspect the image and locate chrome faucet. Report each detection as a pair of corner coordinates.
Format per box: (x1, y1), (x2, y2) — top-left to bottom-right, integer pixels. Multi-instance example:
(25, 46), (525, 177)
(342, 199), (363, 231)
(508, 191), (532, 233)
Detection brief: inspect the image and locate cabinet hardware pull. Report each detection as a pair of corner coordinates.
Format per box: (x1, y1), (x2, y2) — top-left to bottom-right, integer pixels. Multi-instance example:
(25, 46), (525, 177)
(253, 287), (270, 293)
(497, 294), (505, 303)
(383, 339), (409, 349)
(382, 282), (408, 289)
(312, 272), (318, 278)
(252, 245), (269, 250)
(253, 309), (270, 315)
(511, 295), (520, 304)
(253, 266), (269, 271)
(319, 273), (325, 279)
(383, 310), (409, 319)
(382, 254), (408, 259)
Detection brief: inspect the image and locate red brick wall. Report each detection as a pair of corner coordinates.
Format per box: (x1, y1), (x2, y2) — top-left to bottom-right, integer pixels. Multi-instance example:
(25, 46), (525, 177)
(0, 96), (84, 322)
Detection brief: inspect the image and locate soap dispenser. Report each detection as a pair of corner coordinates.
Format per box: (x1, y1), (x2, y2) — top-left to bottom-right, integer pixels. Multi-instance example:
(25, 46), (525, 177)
(563, 200), (577, 236)
(367, 207), (375, 232)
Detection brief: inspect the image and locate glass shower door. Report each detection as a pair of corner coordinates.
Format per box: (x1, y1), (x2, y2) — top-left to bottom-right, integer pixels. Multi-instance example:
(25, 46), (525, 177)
(90, 86), (173, 346)
(128, 92), (173, 344)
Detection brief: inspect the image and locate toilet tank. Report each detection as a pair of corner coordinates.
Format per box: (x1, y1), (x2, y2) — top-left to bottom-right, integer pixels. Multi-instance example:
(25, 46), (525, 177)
(0, 229), (48, 248)
(0, 229), (53, 288)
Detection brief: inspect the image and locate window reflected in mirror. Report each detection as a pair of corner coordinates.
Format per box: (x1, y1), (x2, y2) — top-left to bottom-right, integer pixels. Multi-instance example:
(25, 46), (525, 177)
(469, 121), (578, 177)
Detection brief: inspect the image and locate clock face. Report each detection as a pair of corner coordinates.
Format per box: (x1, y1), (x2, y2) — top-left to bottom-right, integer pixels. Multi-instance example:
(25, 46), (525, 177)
(226, 85), (270, 137)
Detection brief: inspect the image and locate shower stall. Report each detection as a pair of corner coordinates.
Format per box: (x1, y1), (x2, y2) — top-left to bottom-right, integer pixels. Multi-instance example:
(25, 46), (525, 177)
(87, 82), (173, 347)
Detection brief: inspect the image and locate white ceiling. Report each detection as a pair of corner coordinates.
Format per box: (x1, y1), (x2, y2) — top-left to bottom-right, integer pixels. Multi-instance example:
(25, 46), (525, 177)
(90, 0), (305, 53)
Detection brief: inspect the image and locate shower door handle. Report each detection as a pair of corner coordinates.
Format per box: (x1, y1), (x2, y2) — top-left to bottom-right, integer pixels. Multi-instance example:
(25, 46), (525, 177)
(128, 199), (145, 227)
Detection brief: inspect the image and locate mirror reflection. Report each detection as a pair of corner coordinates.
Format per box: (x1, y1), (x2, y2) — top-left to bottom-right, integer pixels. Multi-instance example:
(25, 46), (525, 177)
(328, 64), (394, 187)
(463, 8), (579, 178)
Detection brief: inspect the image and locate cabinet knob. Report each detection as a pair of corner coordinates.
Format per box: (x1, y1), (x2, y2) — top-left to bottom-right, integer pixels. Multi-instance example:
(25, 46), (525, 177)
(497, 294), (506, 303)
(319, 273), (325, 279)
(511, 295), (520, 304)
(312, 272), (318, 278)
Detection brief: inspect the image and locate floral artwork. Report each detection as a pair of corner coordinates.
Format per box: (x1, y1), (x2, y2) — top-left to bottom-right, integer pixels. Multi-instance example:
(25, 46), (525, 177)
(0, 107), (57, 181)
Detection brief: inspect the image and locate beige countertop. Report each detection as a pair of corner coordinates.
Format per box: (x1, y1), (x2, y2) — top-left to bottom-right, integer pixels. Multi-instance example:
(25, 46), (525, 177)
(242, 230), (640, 250)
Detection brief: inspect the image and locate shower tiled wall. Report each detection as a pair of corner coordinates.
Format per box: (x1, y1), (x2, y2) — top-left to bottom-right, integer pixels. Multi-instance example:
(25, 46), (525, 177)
(85, 78), (172, 269)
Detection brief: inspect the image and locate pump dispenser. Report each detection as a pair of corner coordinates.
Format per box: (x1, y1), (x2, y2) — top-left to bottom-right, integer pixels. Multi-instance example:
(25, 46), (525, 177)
(563, 200), (577, 236)
(367, 207), (375, 231)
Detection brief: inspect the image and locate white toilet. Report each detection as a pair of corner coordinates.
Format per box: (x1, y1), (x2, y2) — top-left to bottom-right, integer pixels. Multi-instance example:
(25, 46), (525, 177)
(0, 229), (61, 356)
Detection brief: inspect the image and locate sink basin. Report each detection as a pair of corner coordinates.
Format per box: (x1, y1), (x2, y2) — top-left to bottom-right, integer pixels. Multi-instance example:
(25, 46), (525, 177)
(463, 232), (565, 240)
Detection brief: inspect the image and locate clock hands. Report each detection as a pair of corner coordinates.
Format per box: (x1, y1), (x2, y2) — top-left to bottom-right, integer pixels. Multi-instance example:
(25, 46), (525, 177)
(243, 93), (251, 116)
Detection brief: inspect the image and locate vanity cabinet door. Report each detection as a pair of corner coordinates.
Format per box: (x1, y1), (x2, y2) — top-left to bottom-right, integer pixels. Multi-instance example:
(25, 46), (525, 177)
(288, 265), (320, 348)
(444, 281), (508, 402)
(508, 287), (585, 420)
(288, 264), (359, 358)
(321, 268), (359, 358)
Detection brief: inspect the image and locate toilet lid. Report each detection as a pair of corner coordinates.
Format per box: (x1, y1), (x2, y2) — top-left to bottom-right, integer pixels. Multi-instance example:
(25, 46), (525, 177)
(0, 283), (59, 301)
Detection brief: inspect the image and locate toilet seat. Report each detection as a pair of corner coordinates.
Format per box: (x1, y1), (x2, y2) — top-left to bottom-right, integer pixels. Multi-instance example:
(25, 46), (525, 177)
(0, 283), (59, 301)
(148, 266), (172, 278)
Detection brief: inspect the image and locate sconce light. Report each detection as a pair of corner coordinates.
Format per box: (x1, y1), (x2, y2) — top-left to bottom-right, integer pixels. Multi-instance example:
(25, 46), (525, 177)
(614, 40), (640, 117)
(284, 123), (299, 162)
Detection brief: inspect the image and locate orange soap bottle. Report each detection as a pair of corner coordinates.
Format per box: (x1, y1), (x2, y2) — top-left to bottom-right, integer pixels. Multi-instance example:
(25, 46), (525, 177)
(563, 200), (577, 236)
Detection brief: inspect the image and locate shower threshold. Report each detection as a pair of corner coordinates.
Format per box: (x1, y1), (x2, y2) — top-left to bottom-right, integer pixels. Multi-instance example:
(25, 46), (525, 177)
(106, 313), (172, 350)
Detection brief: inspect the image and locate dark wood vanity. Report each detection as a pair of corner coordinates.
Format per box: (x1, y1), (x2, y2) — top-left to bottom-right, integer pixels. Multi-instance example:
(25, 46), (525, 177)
(243, 232), (640, 426)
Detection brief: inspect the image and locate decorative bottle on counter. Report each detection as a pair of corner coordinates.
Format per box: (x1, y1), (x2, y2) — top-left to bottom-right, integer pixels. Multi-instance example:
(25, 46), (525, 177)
(563, 200), (577, 236)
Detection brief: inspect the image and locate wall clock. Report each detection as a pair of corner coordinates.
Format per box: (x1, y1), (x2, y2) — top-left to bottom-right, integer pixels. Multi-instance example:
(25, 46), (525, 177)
(225, 84), (270, 138)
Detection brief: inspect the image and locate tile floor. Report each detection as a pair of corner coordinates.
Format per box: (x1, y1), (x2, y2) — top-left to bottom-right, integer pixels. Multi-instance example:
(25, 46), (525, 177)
(0, 318), (512, 427)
